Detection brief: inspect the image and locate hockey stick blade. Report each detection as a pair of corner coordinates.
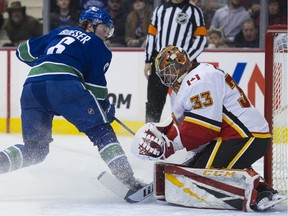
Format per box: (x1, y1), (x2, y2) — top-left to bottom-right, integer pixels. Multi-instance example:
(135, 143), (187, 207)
(98, 171), (154, 203)
(98, 171), (129, 198)
(124, 182), (154, 203)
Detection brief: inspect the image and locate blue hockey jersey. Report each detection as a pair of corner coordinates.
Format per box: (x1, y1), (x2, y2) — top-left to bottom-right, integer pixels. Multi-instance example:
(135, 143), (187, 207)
(16, 26), (112, 100)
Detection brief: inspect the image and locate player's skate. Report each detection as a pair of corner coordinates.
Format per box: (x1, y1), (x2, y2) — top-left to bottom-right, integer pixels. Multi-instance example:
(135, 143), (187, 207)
(122, 176), (147, 191)
(252, 191), (287, 211)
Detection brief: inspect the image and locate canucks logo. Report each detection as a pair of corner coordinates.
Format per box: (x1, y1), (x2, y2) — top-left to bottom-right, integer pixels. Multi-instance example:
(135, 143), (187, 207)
(176, 12), (188, 25)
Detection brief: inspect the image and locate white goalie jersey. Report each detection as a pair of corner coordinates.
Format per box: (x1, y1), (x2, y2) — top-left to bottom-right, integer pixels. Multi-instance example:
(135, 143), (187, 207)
(170, 63), (271, 150)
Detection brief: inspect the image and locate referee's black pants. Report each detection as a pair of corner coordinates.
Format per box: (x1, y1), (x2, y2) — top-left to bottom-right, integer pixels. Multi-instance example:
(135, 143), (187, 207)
(146, 64), (168, 123)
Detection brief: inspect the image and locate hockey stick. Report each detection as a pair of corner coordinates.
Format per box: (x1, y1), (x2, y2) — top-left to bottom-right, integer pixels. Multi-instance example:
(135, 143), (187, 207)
(113, 116), (135, 135)
(98, 171), (154, 203)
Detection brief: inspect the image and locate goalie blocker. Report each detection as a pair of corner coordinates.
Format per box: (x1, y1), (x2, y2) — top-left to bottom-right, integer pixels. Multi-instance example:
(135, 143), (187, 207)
(154, 162), (286, 212)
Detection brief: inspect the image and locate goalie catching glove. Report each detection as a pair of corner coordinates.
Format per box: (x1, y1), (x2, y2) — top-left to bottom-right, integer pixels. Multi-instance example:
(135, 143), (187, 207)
(132, 118), (184, 160)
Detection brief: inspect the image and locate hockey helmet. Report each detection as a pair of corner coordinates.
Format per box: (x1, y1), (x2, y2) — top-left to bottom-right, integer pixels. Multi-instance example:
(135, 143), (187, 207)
(155, 45), (191, 90)
(79, 6), (114, 38)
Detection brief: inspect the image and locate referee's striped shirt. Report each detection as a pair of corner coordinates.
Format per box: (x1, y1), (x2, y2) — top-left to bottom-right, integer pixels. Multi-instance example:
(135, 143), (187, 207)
(145, 1), (207, 63)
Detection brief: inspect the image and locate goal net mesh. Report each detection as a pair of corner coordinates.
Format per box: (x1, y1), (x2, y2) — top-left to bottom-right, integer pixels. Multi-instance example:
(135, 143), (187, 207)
(265, 27), (288, 195)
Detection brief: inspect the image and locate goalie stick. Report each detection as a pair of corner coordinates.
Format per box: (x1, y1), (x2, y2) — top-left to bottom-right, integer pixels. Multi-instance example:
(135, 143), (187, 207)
(98, 171), (154, 203)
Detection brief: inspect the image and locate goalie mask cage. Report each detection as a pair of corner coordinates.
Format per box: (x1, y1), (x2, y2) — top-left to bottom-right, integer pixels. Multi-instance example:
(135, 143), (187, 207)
(264, 25), (288, 195)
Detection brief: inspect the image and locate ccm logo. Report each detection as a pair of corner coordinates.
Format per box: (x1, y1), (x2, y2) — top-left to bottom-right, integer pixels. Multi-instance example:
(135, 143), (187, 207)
(202, 170), (236, 177)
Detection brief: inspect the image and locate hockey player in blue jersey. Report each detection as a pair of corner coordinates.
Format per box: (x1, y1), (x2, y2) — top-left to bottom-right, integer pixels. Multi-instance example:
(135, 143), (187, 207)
(0, 7), (144, 191)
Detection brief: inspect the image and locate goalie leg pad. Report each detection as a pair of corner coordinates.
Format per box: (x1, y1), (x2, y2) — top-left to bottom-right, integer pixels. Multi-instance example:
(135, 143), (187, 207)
(154, 162), (167, 200)
(155, 163), (260, 211)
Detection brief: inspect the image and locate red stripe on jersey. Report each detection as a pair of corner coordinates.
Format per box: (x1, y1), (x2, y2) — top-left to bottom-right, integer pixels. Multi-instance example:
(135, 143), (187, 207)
(166, 120), (219, 151)
(219, 120), (245, 140)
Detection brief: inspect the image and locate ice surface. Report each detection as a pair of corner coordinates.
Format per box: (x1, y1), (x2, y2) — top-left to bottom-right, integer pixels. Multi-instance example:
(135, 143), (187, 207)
(0, 134), (287, 216)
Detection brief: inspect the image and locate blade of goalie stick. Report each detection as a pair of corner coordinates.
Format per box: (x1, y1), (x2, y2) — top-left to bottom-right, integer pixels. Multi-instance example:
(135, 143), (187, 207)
(97, 171), (154, 203)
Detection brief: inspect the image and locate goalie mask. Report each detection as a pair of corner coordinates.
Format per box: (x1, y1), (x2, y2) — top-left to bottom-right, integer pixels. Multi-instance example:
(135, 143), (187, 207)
(155, 45), (191, 92)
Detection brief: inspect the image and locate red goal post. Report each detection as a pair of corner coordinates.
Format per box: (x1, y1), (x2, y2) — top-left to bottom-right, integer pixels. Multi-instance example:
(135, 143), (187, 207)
(264, 25), (287, 195)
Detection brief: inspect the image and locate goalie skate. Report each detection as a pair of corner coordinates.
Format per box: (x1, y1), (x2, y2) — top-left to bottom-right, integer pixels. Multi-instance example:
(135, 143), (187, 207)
(253, 191), (287, 211)
(98, 171), (154, 203)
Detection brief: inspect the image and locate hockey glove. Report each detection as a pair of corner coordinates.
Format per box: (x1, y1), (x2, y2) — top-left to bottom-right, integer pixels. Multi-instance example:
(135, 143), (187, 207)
(132, 122), (183, 160)
(152, 116), (174, 134)
(101, 99), (115, 123)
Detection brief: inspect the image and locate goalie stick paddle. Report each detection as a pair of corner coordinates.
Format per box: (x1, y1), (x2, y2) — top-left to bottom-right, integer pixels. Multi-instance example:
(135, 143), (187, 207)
(97, 171), (154, 203)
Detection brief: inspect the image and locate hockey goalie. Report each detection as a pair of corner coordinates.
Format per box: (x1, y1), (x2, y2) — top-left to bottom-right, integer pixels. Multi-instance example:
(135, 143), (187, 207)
(132, 45), (287, 212)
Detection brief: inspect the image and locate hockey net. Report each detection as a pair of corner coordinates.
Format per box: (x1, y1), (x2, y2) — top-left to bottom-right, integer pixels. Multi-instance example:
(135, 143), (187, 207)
(264, 25), (288, 195)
